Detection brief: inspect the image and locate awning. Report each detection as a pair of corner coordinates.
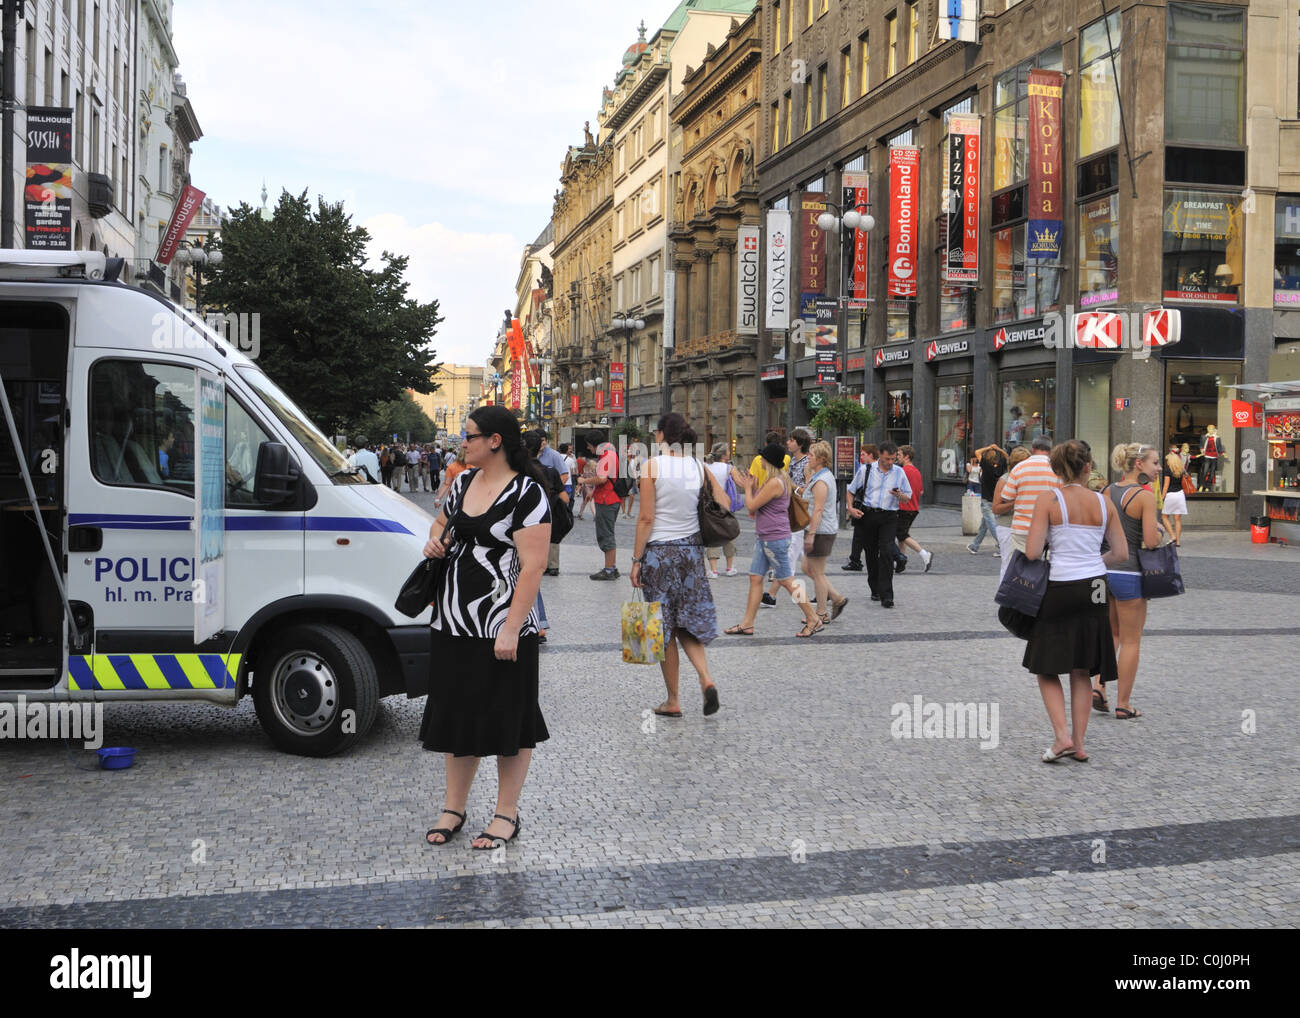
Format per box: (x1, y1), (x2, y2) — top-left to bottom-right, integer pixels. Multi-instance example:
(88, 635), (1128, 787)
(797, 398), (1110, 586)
(1220, 380), (1300, 397)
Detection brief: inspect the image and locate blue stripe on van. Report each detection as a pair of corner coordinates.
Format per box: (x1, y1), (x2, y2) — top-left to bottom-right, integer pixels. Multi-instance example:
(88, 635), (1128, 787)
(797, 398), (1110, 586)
(156, 655), (192, 690)
(106, 654), (147, 690)
(69, 513), (413, 536)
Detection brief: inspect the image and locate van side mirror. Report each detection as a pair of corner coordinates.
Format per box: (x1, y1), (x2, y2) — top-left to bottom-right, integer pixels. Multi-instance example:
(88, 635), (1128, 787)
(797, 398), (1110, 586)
(253, 442), (301, 505)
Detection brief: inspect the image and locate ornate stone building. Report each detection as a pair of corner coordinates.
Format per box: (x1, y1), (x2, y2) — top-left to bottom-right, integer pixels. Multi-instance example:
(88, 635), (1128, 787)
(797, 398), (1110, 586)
(550, 119), (615, 439)
(668, 7), (762, 454)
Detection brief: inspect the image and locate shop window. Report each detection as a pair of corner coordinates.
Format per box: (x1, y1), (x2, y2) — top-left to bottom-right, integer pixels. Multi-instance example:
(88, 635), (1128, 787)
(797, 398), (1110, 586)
(1166, 3), (1244, 147)
(847, 307), (868, 349)
(1162, 189), (1242, 303)
(1274, 195), (1300, 307)
(992, 224), (1061, 323)
(1079, 10), (1121, 157)
(935, 381), (972, 480)
(1079, 193), (1118, 307)
(1074, 365), (1111, 468)
(1000, 373), (1056, 450)
(1165, 361), (1239, 495)
(993, 47), (1063, 191)
(886, 299), (915, 342)
(90, 360), (196, 491)
(886, 388), (912, 447)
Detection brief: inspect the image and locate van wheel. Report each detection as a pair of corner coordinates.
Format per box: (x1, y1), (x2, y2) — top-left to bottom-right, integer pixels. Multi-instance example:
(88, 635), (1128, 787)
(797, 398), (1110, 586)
(253, 623), (379, 756)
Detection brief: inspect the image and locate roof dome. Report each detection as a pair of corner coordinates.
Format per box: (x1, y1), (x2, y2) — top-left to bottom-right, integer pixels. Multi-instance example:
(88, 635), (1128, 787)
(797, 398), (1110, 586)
(622, 20), (648, 66)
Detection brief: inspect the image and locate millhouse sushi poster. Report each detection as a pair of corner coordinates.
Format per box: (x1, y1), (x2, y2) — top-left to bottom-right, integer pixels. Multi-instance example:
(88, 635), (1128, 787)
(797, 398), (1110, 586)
(25, 107), (74, 250)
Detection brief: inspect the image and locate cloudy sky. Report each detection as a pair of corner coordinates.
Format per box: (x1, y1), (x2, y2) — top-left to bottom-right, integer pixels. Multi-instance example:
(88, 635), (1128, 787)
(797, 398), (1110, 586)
(175, 0), (684, 368)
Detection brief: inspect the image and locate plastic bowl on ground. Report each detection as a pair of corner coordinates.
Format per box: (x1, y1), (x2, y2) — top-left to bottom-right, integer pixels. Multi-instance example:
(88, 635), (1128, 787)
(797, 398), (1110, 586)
(97, 747), (136, 770)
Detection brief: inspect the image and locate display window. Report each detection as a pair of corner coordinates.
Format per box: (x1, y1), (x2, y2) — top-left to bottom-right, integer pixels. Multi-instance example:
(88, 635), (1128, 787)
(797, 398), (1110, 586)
(1274, 195), (1300, 307)
(935, 380), (972, 480)
(886, 298), (915, 342)
(1079, 194), (1118, 307)
(1162, 189), (1242, 303)
(1165, 360), (1239, 495)
(1000, 372), (1056, 449)
(886, 387), (912, 448)
(1165, 3), (1244, 147)
(1079, 11), (1121, 157)
(992, 225), (1060, 323)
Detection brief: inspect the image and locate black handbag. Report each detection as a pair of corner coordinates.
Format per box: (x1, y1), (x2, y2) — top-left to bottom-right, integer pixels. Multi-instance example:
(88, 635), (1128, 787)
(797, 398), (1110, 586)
(696, 460), (740, 548)
(1138, 542), (1184, 598)
(997, 604), (1038, 640)
(395, 523), (453, 618)
(995, 550), (1050, 616)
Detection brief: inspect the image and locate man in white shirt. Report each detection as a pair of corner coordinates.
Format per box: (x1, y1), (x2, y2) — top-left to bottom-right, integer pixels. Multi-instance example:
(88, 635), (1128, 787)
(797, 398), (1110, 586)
(351, 445), (380, 483)
(405, 446), (420, 491)
(856, 441), (912, 608)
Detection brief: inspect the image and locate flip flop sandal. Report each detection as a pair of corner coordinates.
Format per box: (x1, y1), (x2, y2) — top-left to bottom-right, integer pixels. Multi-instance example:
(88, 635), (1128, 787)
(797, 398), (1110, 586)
(1041, 746), (1076, 763)
(1092, 689), (1110, 713)
(703, 685), (720, 716)
(831, 597), (849, 621)
(724, 624), (754, 636)
(653, 707), (683, 718)
(1115, 707), (1143, 719)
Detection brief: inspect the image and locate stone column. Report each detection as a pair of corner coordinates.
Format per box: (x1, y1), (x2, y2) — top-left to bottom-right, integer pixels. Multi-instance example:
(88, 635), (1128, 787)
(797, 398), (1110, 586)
(692, 249), (711, 344)
(713, 238), (735, 336)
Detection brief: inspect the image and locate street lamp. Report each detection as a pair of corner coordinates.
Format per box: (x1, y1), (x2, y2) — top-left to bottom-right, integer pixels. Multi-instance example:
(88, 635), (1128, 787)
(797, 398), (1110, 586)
(813, 199), (875, 397)
(174, 239), (224, 316)
(610, 312), (645, 422)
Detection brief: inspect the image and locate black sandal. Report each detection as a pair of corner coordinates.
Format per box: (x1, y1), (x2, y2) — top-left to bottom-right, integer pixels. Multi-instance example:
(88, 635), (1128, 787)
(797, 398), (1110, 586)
(472, 812), (521, 850)
(425, 808), (466, 846)
(1092, 689), (1110, 713)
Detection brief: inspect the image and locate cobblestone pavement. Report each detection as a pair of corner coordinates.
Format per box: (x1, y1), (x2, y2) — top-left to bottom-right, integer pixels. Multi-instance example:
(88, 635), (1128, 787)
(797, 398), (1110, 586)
(1, 486), (1297, 928)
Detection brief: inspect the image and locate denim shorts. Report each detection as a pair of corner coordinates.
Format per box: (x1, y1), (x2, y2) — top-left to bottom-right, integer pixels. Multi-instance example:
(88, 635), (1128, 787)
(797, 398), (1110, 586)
(1107, 571), (1144, 601)
(750, 536), (792, 579)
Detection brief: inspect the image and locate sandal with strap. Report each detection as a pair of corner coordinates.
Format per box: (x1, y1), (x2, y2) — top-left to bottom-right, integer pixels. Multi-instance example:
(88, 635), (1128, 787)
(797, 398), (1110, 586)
(472, 812), (521, 850)
(796, 619), (824, 638)
(425, 808), (466, 846)
(1092, 689), (1110, 713)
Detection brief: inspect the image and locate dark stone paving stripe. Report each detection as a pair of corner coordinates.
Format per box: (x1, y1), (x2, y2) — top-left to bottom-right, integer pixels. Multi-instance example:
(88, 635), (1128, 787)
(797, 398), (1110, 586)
(562, 627), (1300, 653)
(2, 814), (1296, 929)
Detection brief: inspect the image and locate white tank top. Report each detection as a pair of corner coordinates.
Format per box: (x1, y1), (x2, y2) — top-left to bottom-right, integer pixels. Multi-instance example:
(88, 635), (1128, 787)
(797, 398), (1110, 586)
(1048, 488), (1108, 581)
(647, 455), (703, 543)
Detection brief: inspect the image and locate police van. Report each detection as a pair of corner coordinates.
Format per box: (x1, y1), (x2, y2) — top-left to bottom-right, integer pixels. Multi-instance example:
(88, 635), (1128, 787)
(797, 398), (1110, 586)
(0, 250), (435, 755)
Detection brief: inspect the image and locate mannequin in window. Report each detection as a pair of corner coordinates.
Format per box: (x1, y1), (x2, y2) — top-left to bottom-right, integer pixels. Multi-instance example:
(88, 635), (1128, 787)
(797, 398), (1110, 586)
(1198, 425), (1220, 492)
(1176, 404), (1193, 433)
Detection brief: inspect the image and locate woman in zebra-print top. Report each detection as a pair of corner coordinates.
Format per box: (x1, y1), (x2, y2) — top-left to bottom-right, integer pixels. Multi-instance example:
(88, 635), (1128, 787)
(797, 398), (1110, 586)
(419, 406), (551, 850)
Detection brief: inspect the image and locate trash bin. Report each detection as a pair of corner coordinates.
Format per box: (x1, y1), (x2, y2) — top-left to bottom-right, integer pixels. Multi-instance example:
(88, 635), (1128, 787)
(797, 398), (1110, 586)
(1250, 515), (1271, 544)
(962, 493), (982, 536)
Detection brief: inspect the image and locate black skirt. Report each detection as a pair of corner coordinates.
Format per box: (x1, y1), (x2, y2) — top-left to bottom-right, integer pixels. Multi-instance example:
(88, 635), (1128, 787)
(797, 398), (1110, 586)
(1022, 576), (1119, 683)
(419, 630), (549, 757)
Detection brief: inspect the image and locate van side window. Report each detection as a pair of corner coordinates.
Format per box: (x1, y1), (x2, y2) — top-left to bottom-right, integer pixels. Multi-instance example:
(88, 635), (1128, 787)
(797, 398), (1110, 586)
(226, 395), (272, 507)
(90, 360), (195, 493)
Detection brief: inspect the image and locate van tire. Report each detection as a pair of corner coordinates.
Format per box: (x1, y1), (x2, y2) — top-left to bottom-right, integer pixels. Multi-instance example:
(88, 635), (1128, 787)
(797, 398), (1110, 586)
(253, 622), (379, 756)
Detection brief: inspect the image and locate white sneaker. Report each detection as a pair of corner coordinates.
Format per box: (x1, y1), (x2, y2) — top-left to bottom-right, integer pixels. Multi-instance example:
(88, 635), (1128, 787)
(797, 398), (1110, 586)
(707, 569), (719, 579)
(921, 549), (934, 572)
(724, 567), (738, 577)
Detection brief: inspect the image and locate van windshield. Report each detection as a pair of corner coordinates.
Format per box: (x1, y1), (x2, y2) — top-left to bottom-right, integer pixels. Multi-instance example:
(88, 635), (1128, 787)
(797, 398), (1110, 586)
(236, 367), (364, 483)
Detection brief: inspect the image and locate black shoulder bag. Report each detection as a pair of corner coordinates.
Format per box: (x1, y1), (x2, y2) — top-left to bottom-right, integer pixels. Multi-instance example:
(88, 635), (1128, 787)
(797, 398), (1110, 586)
(395, 521), (454, 618)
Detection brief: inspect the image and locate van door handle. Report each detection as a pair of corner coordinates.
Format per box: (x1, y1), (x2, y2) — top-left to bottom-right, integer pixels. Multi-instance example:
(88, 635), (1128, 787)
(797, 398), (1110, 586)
(69, 526), (103, 552)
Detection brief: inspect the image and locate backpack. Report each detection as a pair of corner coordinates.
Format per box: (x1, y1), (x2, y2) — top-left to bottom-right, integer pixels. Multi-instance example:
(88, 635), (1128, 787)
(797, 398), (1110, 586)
(612, 477), (632, 499)
(539, 465), (573, 543)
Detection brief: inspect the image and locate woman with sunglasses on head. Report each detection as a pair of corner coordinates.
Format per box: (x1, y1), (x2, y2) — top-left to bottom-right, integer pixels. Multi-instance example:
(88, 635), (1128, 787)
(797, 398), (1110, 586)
(419, 406), (551, 850)
(1091, 443), (1164, 720)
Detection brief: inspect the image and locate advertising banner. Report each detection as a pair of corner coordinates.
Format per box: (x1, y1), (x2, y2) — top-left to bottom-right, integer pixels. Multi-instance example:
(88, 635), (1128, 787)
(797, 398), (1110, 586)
(156, 184), (207, 265)
(23, 107), (73, 250)
(595, 390), (605, 412)
(737, 225), (760, 334)
(815, 299), (838, 385)
(888, 147), (919, 297)
(611, 380), (625, 414)
(800, 192), (828, 317)
(195, 371), (225, 644)
(834, 436), (857, 480)
(945, 114), (980, 283)
(842, 171), (870, 308)
(510, 369), (522, 410)
(765, 209), (791, 330)
(571, 393), (580, 414)
(1027, 69), (1064, 260)
(1231, 401), (1264, 428)
(939, 0), (979, 42)
(1163, 191), (1242, 302)
(609, 361), (624, 381)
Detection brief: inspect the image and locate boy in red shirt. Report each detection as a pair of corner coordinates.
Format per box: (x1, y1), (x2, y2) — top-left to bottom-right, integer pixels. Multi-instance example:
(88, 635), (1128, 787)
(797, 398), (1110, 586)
(896, 446), (934, 572)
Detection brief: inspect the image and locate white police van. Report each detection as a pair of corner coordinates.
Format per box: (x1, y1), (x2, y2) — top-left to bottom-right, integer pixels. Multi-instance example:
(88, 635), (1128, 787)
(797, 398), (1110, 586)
(0, 250), (435, 755)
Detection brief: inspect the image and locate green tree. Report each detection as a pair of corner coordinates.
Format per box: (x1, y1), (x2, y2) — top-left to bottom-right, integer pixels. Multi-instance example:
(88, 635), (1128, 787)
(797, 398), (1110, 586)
(352, 392), (436, 445)
(202, 189), (443, 433)
(809, 397), (877, 437)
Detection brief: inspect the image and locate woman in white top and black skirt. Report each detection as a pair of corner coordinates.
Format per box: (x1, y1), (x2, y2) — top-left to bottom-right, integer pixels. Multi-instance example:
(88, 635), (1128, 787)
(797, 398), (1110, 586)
(1023, 440), (1128, 763)
(631, 414), (727, 718)
(420, 406), (552, 849)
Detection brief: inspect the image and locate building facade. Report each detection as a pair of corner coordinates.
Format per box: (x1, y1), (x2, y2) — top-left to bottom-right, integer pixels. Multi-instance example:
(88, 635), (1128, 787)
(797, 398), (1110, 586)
(668, 6), (763, 454)
(754, 0), (1287, 528)
(409, 363), (484, 437)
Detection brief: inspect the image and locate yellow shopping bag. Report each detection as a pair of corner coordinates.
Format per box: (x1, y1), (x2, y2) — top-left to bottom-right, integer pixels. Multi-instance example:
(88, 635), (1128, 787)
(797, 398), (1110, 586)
(621, 590), (667, 665)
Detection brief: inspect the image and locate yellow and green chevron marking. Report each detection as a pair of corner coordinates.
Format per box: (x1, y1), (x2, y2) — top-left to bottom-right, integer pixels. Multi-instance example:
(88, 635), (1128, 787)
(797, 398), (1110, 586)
(66, 653), (242, 691)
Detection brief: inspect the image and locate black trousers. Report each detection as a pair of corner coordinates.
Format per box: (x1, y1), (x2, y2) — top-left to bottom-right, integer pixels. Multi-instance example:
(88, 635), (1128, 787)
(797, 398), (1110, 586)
(848, 512), (870, 566)
(862, 509), (899, 602)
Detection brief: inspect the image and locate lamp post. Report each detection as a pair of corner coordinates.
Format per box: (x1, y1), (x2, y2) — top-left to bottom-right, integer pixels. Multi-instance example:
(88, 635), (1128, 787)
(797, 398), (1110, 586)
(814, 199), (875, 398)
(174, 239), (224, 317)
(610, 312), (645, 424)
